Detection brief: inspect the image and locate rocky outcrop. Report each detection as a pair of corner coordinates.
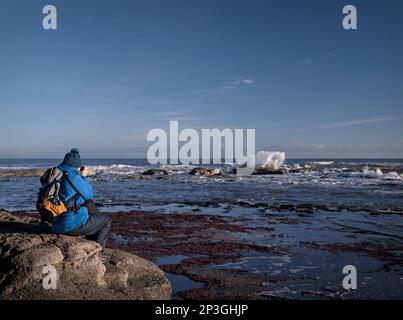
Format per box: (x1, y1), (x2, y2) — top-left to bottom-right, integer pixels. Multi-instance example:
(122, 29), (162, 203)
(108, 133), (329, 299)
(189, 167), (222, 177)
(252, 168), (289, 175)
(0, 169), (44, 177)
(0, 211), (171, 300)
(125, 169), (171, 180)
(141, 169), (170, 176)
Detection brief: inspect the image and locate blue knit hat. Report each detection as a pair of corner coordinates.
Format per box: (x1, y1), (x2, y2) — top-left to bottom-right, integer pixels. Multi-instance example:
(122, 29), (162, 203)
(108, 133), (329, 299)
(62, 148), (83, 168)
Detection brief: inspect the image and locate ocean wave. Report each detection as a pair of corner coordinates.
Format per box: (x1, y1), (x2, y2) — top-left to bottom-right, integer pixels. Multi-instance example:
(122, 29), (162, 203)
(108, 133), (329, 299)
(87, 164), (144, 176)
(362, 166), (383, 178)
(87, 163), (198, 176)
(311, 161), (334, 165)
(159, 164), (196, 173)
(255, 151), (285, 171)
(0, 166), (35, 170)
(382, 172), (402, 180)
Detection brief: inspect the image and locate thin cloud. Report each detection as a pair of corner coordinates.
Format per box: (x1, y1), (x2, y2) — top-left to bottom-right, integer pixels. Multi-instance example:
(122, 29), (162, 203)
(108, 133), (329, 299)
(318, 115), (402, 129)
(241, 79), (255, 84)
(292, 142), (326, 149)
(299, 58), (312, 65)
(153, 111), (181, 117)
(153, 111), (201, 121)
(154, 100), (188, 106)
(299, 52), (335, 65)
(221, 85), (237, 90)
(220, 77), (256, 92)
(320, 52), (335, 60)
(290, 115), (402, 134)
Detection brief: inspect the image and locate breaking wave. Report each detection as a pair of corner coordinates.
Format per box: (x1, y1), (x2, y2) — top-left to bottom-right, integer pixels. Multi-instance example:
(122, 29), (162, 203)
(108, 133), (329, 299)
(312, 161), (334, 165)
(87, 164), (144, 176)
(255, 151), (285, 171)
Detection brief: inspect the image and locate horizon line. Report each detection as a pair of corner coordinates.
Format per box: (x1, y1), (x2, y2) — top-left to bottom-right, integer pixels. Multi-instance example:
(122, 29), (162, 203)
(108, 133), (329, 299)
(0, 157), (402, 160)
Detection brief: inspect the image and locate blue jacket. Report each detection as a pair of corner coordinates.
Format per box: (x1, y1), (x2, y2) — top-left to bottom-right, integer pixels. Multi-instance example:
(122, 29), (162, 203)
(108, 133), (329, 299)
(52, 164), (93, 233)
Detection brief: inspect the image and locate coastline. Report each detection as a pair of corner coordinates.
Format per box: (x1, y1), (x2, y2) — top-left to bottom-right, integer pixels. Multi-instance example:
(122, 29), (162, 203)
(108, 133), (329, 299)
(1, 158), (402, 299)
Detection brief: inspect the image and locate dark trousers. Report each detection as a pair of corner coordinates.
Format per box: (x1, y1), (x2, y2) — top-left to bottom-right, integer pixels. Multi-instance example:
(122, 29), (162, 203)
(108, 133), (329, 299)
(65, 213), (111, 247)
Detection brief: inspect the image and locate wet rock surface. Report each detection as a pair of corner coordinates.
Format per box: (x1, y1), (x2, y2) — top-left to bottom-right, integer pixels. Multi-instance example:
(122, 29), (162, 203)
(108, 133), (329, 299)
(7, 208), (403, 300)
(101, 209), (403, 300)
(142, 169), (170, 176)
(189, 167), (222, 176)
(0, 169), (44, 177)
(252, 169), (288, 175)
(0, 211), (171, 300)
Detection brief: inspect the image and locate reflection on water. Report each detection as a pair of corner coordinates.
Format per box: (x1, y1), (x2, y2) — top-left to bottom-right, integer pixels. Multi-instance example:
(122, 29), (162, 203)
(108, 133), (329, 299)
(154, 255), (204, 300)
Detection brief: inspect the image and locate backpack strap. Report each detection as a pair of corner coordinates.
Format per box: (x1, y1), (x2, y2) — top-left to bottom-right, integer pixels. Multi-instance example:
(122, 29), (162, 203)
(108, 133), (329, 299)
(63, 172), (85, 213)
(63, 173), (85, 199)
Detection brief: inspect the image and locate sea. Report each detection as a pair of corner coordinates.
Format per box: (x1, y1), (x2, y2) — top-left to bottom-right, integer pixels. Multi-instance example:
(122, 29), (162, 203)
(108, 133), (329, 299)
(0, 157), (402, 215)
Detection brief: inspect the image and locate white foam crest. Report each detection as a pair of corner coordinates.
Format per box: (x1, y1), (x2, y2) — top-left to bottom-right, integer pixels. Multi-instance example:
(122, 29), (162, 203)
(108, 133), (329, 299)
(362, 166), (383, 178)
(382, 172), (402, 180)
(255, 151), (285, 171)
(87, 164), (144, 176)
(160, 164), (195, 170)
(312, 161), (334, 165)
(0, 166), (38, 170)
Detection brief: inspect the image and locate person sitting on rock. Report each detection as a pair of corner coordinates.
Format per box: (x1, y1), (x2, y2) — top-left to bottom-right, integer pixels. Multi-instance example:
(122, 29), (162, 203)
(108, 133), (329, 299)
(52, 148), (111, 247)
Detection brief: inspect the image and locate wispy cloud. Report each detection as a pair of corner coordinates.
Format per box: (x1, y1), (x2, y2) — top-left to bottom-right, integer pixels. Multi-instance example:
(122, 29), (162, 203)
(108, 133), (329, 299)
(299, 58), (312, 65)
(221, 85), (237, 90)
(241, 79), (255, 84)
(153, 111), (201, 121)
(219, 77), (256, 92)
(318, 115), (402, 129)
(320, 52), (335, 60)
(154, 100), (188, 106)
(153, 111), (181, 117)
(299, 52), (335, 65)
(290, 115), (402, 134)
(291, 142), (326, 149)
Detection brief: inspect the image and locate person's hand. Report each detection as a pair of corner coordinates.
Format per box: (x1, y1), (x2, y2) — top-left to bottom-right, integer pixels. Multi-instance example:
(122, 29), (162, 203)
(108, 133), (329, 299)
(80, 166), (90, 177)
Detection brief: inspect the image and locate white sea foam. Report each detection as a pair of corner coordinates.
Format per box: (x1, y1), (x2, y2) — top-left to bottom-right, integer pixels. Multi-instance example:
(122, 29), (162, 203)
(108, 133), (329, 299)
(382, 172), (402, 180)
(312, 161), (334, 165)
(255, 151), (285, 171)
(362, 166), (383, 178)
(86, 163), (196, 176)
(0, 166), (37, 170)
(87, 164), (143, 176)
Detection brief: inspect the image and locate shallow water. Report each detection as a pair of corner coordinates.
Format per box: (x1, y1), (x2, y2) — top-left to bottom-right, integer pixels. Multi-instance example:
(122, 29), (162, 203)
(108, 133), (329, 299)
(162, 273), (205, 300)
(154, 255), (204, 300)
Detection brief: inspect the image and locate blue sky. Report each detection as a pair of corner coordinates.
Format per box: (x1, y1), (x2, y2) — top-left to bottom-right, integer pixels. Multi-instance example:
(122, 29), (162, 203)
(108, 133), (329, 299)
(0, 0), (402, 158)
